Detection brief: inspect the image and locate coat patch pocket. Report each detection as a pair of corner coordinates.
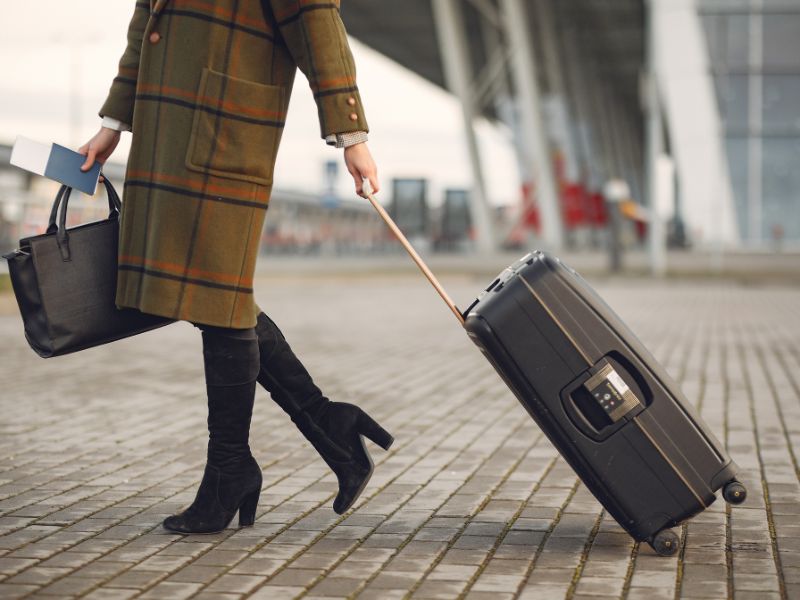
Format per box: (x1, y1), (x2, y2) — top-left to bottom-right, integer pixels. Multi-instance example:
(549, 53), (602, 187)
(186, 66), (285, 185)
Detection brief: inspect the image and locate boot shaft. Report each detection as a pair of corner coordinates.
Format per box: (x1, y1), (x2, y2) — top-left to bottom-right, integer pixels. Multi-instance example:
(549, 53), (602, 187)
(254, 311), (327, 416)
(195, 323), (260, 471)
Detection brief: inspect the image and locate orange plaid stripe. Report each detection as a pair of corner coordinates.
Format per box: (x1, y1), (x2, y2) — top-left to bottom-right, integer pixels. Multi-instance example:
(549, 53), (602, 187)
(126, 170), (270, 203)
(119, 254), (254, 287)
(137, 83), (287, 120)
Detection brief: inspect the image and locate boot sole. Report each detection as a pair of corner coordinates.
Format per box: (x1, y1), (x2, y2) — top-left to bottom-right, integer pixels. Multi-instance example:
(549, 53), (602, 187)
(162, 519), (254, 535)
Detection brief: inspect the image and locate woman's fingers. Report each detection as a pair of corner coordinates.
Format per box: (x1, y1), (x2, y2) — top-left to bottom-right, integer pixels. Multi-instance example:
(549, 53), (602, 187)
(350, 170), (363, 196)
(366, 171), (379, 196)
(80, 147), (97, 172)
(343, 143), (380, 197)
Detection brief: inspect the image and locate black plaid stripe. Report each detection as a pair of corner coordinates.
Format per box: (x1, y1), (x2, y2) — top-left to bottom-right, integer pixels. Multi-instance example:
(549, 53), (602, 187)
(134, 93), (286, 127)
(124, 179), (269, 210)
(135, 7), (174, 310)
(113, 75), (138, 87)
(160, 7), (277, 43)
(276, 2), (339, 27)
(314, 85), (358, 99)
(174, 0), (242, 318)
(120, 264), (254, 293)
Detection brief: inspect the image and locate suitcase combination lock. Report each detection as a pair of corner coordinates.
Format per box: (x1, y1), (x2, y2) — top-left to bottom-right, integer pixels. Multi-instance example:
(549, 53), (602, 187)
(584, 360), (642, 423)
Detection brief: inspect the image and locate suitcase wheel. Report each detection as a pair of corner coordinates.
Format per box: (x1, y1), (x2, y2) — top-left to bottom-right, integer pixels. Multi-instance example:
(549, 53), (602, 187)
(649, 528), (680, 556)
(722, 480), (747, 505)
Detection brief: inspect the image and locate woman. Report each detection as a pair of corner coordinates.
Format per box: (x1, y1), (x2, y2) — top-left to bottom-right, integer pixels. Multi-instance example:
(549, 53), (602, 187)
(78, 0), (393, 534)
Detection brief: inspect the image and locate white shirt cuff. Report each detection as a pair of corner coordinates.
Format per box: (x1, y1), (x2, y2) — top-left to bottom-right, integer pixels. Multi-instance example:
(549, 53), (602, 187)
(101, 115), (131, 131)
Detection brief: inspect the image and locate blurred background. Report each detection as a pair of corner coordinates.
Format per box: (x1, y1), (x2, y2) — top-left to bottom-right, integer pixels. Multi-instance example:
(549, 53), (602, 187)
(1, 0), (799, 278)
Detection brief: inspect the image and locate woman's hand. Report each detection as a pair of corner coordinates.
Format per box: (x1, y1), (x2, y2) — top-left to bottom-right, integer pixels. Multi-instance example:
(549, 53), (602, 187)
(78, 127), (122, 182)
(344, 142), (379, 198)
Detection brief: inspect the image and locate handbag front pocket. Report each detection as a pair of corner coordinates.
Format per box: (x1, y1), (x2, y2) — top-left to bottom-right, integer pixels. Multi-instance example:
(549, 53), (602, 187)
(185, 66), (286, 185)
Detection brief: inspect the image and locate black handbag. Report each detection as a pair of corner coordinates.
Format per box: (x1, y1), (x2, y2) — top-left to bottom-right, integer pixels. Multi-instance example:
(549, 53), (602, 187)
(2, 176), (176, 357)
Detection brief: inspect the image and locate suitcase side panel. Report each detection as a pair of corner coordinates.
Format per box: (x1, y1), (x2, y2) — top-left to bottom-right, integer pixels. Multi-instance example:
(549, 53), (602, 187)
(540, 254), (732, 465)
(464, 253), (737, 538)
(532, 256), (738, 492)
(466, 313), (698, 540)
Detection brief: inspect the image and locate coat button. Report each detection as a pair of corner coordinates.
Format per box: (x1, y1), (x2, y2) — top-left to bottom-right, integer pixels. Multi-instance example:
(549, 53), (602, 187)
(347, 97), (356, 106)
(349, 112), (358, 121)
(149, 31), (161, 44)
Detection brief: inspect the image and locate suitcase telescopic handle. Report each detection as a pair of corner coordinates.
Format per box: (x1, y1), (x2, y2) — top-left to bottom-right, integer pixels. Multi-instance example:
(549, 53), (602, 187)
(363, 182), (465, 326)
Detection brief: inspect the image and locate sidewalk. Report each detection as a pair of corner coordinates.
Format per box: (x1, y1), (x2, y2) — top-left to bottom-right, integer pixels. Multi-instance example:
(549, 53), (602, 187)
(0, 275), (798, 599)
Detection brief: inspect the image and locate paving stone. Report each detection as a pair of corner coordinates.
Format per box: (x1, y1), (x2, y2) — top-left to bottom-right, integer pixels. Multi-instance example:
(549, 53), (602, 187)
(308, 576), (362, 596)
(248, 585), (305, 598)
(412, 578), (468, 598)
(162, 564), (226, 584)
(203, 573), (267, 594)
(471, 572), (524, 592)
(35, 575), (101, 596)
(629, 569), (677, 588)
(0, 278), (798, 599)
(81, 587), (140, 600)
(0, 583), (41, 599)
(626, 588), (675, 600)
(104, 569), (166, 589)
(267, 567), (322, 588)
(137, 581), (204, 599)
(573, 575), (625, 596)
(4, 566), (71, 585)
(426, 563), (480, 581)
(367, 570), (419, 590)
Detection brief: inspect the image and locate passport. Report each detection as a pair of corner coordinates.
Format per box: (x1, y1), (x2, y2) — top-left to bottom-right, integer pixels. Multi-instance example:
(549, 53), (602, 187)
(10, 135), (101, 195)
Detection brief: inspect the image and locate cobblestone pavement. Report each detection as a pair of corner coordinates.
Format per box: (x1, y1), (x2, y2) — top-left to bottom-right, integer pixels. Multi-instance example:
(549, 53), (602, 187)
(0, 275), (798, 600)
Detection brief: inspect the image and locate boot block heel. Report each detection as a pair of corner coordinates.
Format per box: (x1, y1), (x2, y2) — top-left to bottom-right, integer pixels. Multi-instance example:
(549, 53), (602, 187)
(238, 488), (260, 527)
(357, 412), (394, 451)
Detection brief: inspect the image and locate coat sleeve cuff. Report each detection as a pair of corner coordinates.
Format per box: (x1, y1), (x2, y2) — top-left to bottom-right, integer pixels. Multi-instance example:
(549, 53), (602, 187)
(98, 79), (138, 127)
(317, 88), (369, 139)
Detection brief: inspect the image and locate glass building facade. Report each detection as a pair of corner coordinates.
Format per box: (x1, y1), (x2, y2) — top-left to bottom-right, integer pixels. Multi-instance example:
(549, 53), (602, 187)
(700, 0), (800, 245)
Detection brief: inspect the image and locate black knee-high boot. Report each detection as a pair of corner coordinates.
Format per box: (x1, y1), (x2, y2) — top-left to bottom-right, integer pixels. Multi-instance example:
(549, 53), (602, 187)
(162, 323), (263, 534)
(254, 311), (394, 514)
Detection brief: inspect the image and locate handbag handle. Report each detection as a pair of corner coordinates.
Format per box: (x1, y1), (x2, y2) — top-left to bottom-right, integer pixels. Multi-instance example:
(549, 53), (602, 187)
(46, 175), (122, 234)
(46, 174), (123, 261)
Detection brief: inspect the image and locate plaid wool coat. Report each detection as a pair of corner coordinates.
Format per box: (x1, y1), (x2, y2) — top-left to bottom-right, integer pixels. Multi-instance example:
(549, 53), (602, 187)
(99, 0), (369, 328)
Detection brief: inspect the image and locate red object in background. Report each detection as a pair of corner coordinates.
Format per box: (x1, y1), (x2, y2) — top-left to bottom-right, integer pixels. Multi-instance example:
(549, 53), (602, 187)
(588, 192), (608, 226)
(504, 180), (539, 247)
(634, 220), (647, 240)
(562, 183), (586, 228)
(521, 180), (541, 233)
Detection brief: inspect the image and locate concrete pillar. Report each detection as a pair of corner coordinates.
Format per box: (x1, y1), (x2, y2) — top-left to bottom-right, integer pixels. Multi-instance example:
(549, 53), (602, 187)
(499, 0), (564, 251)
(431, 0), (495, 253)
(561, 26), (603, 191)
(534, 0), (580, 184)
(747, 8), (763, 244)
(645, 1), (667, 276)
(649, 0), (739, 247)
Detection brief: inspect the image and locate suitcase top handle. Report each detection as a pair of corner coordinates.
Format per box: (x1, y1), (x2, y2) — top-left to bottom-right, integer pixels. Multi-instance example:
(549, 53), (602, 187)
(363, 182), (465, 326)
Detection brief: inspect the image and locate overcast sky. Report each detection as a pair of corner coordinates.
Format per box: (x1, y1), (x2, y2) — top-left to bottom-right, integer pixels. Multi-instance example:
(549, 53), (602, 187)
(0, 1), (520, 206)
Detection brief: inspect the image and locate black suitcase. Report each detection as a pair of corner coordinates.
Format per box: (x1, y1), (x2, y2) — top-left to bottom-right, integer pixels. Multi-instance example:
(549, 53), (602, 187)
(362, 187), (746, 556)
(462, 251), (746, 555)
